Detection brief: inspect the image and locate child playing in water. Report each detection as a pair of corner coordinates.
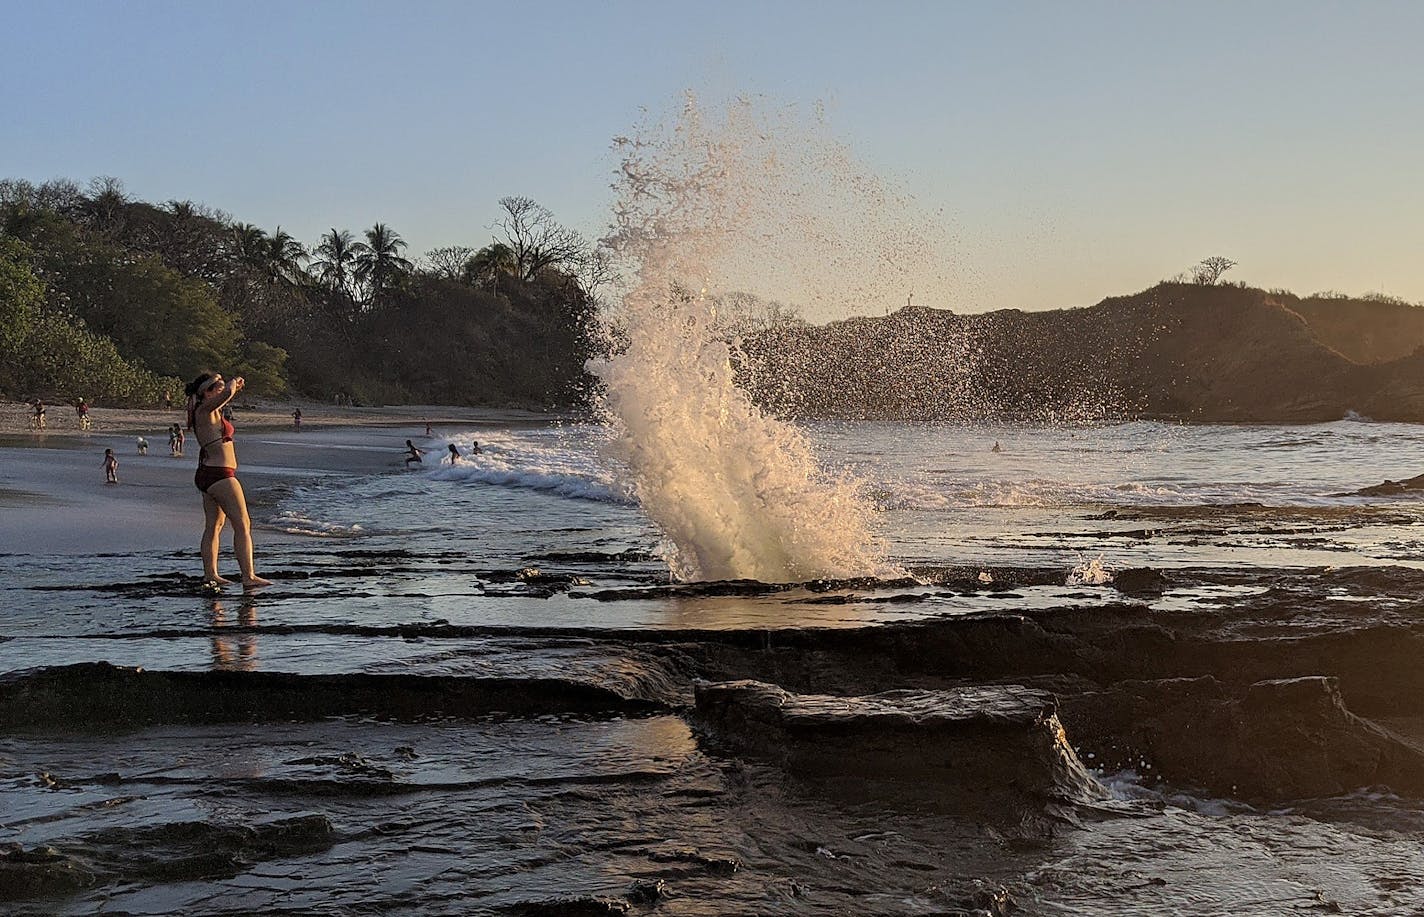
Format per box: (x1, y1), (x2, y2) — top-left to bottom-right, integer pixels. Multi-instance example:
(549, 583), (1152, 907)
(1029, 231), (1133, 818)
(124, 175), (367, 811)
(103, 448), (118, 484)
(136, 436), (148, 455)
(404, 440), (425, 467)
(446, 443), (461, 464)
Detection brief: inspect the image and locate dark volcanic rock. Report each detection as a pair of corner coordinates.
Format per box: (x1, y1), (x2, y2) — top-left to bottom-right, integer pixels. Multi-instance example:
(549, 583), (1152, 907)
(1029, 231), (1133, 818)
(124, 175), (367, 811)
(0, 844), (96, 899)
(1348, 472), (1424, 497)
(1111, 567), (1169, 596)
(693, 680), (1106, 830)
(502, 896), (631, 916)
(1060, 675), (1424, 801)
(0, 816), (333, 901)
(0, 662), (669, 729)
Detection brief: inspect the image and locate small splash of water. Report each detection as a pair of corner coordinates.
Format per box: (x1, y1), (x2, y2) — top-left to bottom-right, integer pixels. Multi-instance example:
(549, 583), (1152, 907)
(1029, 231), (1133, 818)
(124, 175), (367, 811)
(269, 510), (367, 538)
(588, 95), (933, 583)
(1067, 555), (1114, 586)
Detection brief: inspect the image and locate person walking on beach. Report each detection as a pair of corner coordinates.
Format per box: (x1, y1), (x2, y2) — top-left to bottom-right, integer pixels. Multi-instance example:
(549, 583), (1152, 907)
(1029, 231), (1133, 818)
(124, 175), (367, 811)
(186, 371), (270, 589)
(76, 398), (91, 430)
(136, 436), (148, 455)
(404, 440), (425, 467)
(163, 390), (173, 411)
(175, 424), (186, 457)
(31, 399), (45, 430)
(292, 407), (302, 430)
(103, 448), (118, 484)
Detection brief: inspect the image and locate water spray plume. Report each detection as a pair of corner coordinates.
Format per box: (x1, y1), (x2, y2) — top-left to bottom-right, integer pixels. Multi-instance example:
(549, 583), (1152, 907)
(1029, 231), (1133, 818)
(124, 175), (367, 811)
(588, 94), (946, 583)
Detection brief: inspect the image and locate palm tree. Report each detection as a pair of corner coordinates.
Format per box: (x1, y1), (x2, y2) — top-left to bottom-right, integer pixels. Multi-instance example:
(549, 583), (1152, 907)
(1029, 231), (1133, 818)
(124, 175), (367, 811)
(463, 242), (519, 290)
(260, 226), (307, 286)
(353, 222), (412, 303)
(231, 223), (268, 272)
(310, 228), (365, 300)
(167, 200), (196, 222)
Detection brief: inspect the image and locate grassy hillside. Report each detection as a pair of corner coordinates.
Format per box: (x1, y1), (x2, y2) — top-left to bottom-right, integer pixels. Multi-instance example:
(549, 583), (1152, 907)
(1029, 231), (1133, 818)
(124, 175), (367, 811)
(1283, 294), (1424, 364)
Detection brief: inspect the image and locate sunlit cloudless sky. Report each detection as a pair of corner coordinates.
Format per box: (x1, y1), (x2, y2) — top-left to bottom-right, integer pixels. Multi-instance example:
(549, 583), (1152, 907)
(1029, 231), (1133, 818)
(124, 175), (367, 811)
(5, 0), (1422, 317)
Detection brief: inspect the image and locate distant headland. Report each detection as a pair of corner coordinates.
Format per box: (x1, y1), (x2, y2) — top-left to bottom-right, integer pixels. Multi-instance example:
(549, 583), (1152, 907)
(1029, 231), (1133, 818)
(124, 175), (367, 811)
(740, 282), (1424, 423)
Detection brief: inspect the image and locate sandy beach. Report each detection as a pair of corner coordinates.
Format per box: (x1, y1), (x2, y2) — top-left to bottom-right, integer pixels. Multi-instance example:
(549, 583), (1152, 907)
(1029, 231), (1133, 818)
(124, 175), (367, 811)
(0, 399), (561, 556)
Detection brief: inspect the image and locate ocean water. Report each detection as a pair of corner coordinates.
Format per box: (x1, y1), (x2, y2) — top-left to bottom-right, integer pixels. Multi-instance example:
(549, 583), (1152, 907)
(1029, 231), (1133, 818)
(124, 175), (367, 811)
(277, 416), (1424, 590)
(5, 416), (1424, 915)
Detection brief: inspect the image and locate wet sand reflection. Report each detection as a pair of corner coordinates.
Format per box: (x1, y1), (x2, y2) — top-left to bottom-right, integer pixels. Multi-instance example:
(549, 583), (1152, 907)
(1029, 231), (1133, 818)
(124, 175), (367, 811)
(210, 594), (259, 671)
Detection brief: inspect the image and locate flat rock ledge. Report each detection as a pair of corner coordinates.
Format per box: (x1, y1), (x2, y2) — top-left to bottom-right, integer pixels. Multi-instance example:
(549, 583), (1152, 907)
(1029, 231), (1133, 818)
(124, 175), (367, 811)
(0, 662), (668, 729)
(1060, 675), (1424, 801)
(693, 680), (1107, 832)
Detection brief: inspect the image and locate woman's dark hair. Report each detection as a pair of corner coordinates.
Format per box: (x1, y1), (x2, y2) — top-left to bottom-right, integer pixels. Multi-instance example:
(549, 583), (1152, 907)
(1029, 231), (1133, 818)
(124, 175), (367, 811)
(183, 372), (217, 399)
(184, 372), (217, 431)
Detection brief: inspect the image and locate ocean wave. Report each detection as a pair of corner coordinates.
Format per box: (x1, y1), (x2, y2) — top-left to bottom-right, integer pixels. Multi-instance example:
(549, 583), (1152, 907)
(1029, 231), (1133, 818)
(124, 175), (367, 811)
(421, 429), (634, 504)
(874, 479), (1188, 509)
(874, 477), (1373, 510)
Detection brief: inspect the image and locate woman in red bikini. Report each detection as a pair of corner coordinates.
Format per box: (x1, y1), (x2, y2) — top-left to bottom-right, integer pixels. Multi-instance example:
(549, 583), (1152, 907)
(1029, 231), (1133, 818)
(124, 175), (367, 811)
(185, 371), (271, 589)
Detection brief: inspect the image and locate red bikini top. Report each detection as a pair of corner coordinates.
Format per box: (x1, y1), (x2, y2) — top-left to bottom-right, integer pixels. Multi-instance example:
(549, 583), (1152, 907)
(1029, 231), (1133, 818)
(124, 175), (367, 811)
(198, 417), (235, 457)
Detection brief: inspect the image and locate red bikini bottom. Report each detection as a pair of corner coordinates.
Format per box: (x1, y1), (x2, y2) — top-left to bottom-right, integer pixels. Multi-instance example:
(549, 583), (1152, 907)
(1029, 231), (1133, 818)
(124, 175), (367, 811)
(195, 465), (237, 492)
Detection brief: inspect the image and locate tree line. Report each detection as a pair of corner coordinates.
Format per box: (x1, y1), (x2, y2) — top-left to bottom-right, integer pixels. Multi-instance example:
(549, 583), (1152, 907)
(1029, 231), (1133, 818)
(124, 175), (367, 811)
(0, 177), (604, 408)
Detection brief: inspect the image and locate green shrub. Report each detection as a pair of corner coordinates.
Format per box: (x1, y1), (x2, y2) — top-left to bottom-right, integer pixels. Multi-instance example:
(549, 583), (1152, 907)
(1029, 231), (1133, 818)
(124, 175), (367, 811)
(0, 233), (178, 405)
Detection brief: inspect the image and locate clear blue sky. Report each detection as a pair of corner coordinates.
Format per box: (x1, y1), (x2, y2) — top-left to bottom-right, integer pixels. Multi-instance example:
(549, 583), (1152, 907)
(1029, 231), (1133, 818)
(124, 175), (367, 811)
(5, 0), (1422, 317)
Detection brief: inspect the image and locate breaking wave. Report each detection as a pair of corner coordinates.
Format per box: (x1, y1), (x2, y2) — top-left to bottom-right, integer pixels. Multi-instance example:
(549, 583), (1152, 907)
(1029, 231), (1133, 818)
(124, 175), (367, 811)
(421, 429), (632, 504)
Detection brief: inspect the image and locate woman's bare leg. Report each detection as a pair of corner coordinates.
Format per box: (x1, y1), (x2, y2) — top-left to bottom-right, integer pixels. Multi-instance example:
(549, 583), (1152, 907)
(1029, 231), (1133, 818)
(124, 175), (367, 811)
(201, 491), (231, 583)
(208, 477), (271, 587)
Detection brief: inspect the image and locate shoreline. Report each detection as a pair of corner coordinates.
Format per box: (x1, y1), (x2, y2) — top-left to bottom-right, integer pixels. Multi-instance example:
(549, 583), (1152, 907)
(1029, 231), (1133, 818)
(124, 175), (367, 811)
(0, 401), (562, 558)
(0, 399), (572, 441)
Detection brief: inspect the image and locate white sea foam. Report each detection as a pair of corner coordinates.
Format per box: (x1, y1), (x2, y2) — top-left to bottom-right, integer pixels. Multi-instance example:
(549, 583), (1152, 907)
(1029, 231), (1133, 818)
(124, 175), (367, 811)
(1097, 769), (1240, 817)
(420, 429), (632, 504)
(586, 97), (928, 583)
(269, 510), (367, 538)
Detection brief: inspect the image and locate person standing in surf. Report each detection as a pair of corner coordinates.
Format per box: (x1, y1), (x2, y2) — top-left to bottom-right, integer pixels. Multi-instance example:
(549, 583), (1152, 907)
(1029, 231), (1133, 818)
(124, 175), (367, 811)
(186, 372), (271, 589)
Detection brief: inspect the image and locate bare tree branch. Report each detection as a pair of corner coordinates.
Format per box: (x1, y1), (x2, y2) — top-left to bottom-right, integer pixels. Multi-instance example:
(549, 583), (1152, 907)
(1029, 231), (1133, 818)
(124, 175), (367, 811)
(1190, 256), (1237, 285)
(495, 196), (587, 280)
(424, 245), (475, 281)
